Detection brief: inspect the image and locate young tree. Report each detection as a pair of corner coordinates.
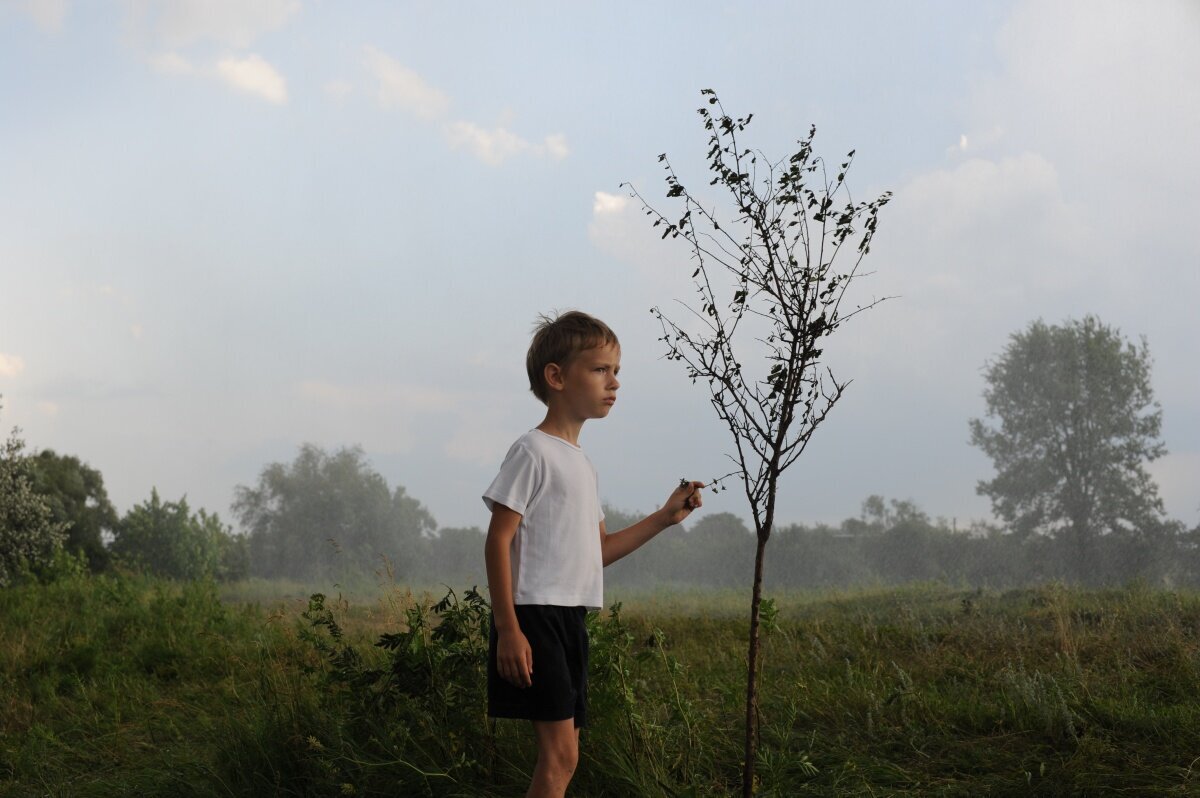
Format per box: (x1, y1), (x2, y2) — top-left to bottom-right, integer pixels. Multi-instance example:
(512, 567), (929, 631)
(625, 90), (890, 796)
(110, 489), (243, 581)
(969, 316), (1167, 582)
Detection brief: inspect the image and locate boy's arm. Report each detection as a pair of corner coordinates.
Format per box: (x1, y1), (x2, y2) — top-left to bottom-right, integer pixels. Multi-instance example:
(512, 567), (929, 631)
(600, 480), (704, 567)
(484, 504), (533, 688)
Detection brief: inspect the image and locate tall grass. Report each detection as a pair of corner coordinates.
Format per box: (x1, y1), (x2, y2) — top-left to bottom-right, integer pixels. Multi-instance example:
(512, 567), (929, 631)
(4, 576), (1200, 795)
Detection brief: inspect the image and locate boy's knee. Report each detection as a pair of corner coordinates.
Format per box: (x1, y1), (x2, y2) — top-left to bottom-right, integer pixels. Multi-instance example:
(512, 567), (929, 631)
(534, 723), (579, 783)
(544, 737), (578, 772)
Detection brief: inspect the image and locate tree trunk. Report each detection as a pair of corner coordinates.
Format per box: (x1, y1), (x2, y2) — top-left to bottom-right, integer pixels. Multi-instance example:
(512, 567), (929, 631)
(741, 532), (769, 797)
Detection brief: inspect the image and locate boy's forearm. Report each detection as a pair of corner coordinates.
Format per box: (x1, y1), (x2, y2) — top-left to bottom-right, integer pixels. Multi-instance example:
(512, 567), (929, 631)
(484, 534), (520, 633)
(601, 509), (671, 567)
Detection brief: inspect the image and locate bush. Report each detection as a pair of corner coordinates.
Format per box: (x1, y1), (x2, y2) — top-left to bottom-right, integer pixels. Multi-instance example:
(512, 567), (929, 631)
(110, 489), (246, 581)
(0, 420), (67, 586)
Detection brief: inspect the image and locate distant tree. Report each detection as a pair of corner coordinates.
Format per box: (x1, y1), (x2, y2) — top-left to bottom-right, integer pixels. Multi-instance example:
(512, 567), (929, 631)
(685, 512), (755, 587)
(110, 489), (243, 581)
(970, 316), (1167, 582)
(626, 90), (890, 795)
(233, 444), (435, 581)
(0, 402), (67, 586)
(427, 526), (486, 586)
(27, 449), (118, 571)
(859, 494), (929, 533)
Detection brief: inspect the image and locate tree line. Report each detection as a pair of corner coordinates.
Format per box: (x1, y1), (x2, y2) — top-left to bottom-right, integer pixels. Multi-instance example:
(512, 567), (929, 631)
(1, 313), (1196, 589)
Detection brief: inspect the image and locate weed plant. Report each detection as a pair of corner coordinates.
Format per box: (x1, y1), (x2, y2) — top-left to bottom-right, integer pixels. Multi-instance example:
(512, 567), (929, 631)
(5, 577), (1200, 795)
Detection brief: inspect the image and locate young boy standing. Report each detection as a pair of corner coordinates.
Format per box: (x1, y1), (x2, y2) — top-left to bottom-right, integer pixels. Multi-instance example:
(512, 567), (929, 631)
(483, 310), (703, 798)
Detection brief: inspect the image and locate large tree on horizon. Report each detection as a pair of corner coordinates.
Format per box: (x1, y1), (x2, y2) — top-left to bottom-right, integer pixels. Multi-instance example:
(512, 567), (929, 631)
(233, 443), (435, 581)
(969, 315), (1167, 580)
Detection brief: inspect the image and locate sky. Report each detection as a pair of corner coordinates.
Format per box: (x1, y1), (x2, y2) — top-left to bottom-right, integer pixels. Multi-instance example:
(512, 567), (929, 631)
(2, 0), (1198, 535)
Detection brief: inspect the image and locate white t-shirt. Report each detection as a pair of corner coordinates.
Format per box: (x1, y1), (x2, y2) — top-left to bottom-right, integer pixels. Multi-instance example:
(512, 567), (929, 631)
(482, 428), (605, 609)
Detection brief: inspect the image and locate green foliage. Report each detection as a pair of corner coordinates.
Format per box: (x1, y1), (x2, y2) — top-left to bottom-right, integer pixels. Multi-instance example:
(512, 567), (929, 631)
(234, 443), (435, 581)
(110, 489), (246, 581)
(0, 571), (288, 794)
(0, 405), (67, 587)
(294, 586), (495, 792)
(9, 577), (1200, 795)
(27, 448), (118, 571)
(970, 316), (1168, 582)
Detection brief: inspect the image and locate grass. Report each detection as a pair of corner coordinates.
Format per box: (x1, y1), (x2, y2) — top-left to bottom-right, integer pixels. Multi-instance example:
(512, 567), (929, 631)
(3, 576), (1200, 795)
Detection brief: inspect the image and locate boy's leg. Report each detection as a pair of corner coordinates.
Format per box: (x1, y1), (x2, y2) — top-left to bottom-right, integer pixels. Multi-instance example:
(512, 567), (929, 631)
(527, 719), (578, 798)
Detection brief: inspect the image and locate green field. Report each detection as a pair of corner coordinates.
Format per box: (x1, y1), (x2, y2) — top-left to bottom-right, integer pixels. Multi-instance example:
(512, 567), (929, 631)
(4, 574), (1200, 796)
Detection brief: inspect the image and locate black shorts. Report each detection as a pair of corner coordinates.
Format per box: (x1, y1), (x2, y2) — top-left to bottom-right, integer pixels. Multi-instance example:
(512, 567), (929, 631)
(488, 604), (589, 728)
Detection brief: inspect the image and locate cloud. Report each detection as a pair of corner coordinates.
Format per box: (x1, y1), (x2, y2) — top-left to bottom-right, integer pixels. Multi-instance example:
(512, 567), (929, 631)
(592, 191), (629, 216)
(0, 353), (26, 378)
(148, 50), (287, 105)
(362, 46), (450, 121)
(148, 50), (197, 75)
(443, 122), (570, 166)
(9, 0), (66, 32)
(216, 53), (287, 104)
(966, 0), (1200, 227)
(361, 45), (569, 166)
(124, 0), (299, 48)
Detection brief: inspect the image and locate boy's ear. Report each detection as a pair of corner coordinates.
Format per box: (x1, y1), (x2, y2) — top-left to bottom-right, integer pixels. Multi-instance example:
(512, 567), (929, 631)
(543, 362), (566, 392)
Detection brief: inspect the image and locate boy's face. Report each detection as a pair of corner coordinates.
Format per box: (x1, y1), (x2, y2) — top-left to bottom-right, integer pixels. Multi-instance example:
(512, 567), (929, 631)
(550, 342), (621, 419)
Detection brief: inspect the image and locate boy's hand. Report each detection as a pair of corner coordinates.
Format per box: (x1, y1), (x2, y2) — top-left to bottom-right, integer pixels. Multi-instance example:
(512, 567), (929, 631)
(497, 629), (533, 688)
(661, 479), (705, 527)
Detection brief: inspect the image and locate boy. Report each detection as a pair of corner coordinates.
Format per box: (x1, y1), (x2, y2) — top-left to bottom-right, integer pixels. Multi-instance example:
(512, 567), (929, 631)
(483, 310), (703, 798)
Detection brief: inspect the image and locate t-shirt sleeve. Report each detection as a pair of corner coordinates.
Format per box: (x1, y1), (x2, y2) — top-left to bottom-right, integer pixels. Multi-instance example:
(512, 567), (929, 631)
(483, 441), (541, 516)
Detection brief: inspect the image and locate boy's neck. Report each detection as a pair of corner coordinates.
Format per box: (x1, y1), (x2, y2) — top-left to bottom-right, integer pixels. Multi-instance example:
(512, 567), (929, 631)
(536, 407), (586, 447)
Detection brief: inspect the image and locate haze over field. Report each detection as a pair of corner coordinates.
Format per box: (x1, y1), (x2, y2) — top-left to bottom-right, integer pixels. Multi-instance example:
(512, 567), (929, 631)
(2, 0), (1197, 533)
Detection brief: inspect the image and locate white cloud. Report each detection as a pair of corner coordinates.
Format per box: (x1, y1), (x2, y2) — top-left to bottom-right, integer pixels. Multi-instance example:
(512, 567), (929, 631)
(967, 0), (1200, 227)
(148, 50), (287, 105)
(587, 185), (692, 299)
(10, 0), (66, 32)
(592, 191), (629, 216)
(443, 121), (568, 167)
(0, 353), (26, 378)
(215, 53), (287, 104)
(124, 0), (299, 48)
(148, 50), (197, 75)
(361, 46), (568, 165)
(543, 134), (569, 161)
(36, 401), (58, 417)
(362, 46), (450, 121)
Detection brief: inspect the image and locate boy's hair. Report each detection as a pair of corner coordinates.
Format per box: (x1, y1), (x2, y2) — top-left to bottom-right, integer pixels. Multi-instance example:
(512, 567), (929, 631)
(526, 310), (620, 404)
